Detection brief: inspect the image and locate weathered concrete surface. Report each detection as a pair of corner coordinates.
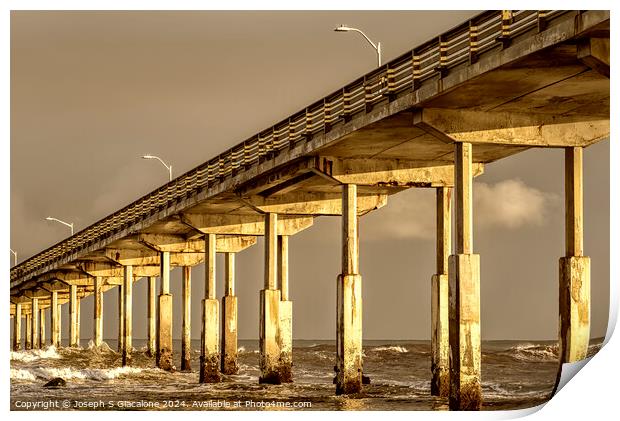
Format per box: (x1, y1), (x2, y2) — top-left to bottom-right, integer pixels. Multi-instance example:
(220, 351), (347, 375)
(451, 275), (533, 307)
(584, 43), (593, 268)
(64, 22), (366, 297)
(259, 289), (282, 384)
(336, 274), (362, 395)
(31, 298), (39, 349)
(199, 298), (221, 383)
(39, 308), (46, 348)
(156, 293), (174, 371)
(559, 256), (591, 362)
(69, 285), (79, 348)
(13, 303), (21, 351)
(221, 295), (238, 375)
(117, 284), (124, 352)
(51, 291), (59, 347)
(181, 266), (192, 371)
(56, 304), (62, 347)
(122, 266), (133, 366)
(278, 300), (293, 383)
(93, 276), (103, 347)
(448, 254), (482, 411)
(147, 276), (156, 357)
(25, 313), (32, 350)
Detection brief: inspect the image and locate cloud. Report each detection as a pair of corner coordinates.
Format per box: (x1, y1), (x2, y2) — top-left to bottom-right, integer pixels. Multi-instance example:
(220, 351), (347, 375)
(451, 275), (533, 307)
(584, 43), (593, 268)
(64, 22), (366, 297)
(474, 179), (559, 229)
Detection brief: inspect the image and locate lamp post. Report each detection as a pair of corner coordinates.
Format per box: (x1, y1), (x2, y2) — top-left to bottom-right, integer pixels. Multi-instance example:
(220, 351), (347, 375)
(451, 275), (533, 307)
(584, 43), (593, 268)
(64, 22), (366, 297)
(142, 154), (173, 182)
(45, 217), (74, 236)
(334, 25), (382, 67)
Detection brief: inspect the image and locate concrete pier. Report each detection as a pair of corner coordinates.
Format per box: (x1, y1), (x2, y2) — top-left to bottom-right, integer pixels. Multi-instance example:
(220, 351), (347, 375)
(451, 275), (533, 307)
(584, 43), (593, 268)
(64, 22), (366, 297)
(559, 147), (590, 363)
(76, 295), (81, 344)
(122, 265), (133, 366)
(25, 313), (32, 350)
(147, 276), (156, 357)
(259, 213), (283, 384)
(336, 184), (363, 395)
(51, 291), (59, 347)
(200, 233), (221, 382)
(57, 304), (62, 347)
(31, 298), (39, 349)
(70, 285), (79, 347)
(118, 283), (124, 352)
(431, 187), (451, 397)
(278, 235), (293, 383)
(157, 251), (174, 371)
(221, 252), (239, 375)
(94, 276), (103, 347)
(13, 303), (22, 351)
(39, 308), (46, 348)
(449, 142), (482, 410)
(181, 266), (192, 371)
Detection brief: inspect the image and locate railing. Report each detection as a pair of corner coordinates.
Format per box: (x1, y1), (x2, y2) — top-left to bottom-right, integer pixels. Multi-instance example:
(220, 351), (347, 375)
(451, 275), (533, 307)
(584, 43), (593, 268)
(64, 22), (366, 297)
(10, 10), (569, 286)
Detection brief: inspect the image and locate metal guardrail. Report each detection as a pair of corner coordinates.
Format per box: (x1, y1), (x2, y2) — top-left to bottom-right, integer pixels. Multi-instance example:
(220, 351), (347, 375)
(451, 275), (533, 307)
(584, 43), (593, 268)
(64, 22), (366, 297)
(10, 10), (569, 285)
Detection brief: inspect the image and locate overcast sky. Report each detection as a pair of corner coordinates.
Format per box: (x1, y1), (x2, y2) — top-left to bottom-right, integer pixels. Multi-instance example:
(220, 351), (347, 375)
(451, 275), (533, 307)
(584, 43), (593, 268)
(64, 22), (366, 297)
(10, 11), (609, 341)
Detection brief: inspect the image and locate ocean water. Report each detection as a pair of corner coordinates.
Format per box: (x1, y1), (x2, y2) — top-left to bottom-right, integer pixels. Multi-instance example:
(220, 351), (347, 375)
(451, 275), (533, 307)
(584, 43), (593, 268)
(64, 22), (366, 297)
(10, 338), (603, 411)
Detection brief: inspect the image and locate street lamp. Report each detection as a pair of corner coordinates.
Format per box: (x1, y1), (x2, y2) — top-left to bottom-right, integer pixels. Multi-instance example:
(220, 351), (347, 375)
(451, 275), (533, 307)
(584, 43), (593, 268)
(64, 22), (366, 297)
(334, 25), (382, 67)
(9, 249), (17, 266)
(45, 216), (74, 236)
(142, 154), (173, 182)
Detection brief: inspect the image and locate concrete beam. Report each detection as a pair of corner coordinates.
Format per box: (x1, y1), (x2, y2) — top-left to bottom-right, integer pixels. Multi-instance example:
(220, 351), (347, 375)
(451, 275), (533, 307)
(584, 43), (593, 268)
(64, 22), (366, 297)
(413, 108), (609, 148)
(577, 37), (610, 78)
(138, 233), (258, 254)
(181, 213), (314, 236)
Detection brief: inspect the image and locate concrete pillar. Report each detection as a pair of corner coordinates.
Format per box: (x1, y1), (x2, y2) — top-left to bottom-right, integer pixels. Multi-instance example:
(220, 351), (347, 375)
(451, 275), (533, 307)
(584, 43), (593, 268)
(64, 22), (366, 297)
(336, 184), (363, 395)
(122, 266), (133, 366)
(259, 213), (282, 384)
(31, 298), (39, 349)
(51, 291), (59, 347)
(200, 233), (221, 382)
(431, 187), (451, 397)
(181, 266), (192, 371)
(13, 303), (22, 351)
(278, 235), (293, 383)
(147, 276), (156, 357)
(157, 251), (174, 371)
(39, 308), (46, 348)
(57, 304), (62, 347)
(449, 142), (482, 410)
(76, 295), (81, 344)
(117, 283), (124, 352)
(70, 285), (79, 347)
(221, 252), (239, 375)
(25, 313), (32, 350)
(559, 147), (590, 363)
(94, 276), (103, 347)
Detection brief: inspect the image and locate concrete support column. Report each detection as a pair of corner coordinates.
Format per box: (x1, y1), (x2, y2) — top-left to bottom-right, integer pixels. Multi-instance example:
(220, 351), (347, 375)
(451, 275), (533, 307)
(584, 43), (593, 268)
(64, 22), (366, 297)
(25, 313), (32, 350)
(336, 184), (363, 395)
(94, 276), (103, 347)
(157, 251), (174, 371)
(147, 276), (156, 357)
(39, 308), (46, 348)
(13, 303), (22, 351)
(278, 235), (293, 383)
(70, 285), (79, 347)
(57, 304), (62, 347)
(118, 283), (124, 352)
(122, 266), (133, 366)
(260, 213), (282, 384)
(200, 233), (221, 382)
(51, 291), (59, 347)
(449, 142), (482, 410)
(559, 147), (590, 363)
(221, 252), (239, 375)
(431, 187), (451, 397)
(181, 266), (192, 371)
(31, 298), (39, 349)
(76, 295), (81, 344)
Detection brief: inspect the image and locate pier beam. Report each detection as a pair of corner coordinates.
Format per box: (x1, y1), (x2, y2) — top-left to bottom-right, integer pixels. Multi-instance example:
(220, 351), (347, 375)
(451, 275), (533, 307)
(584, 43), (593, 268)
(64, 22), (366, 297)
(25, 313), (32, 350)
(181, 266), (192, 371)
(70, 285), (79, 347)
(118, 283), (124, 352)
(94, 276), (103, 347)
(259, 213), (283, 384)
(559, 147), (590, 363)
(51, 291), (60, 347)
(336, 184), (363, 395)
(278, 235), (293, 383)
(39, 308), (46, 347)
(432, 187), (451, 397)
(221, 252), (239, 375)
(13, 303), (22, 351)
(200, 233), (221, 382)
(157, 251), (174, 371)
(122, 266), (133, 366)
(449, 142), (482, 410)
(31, 298), (39, 349)
(147, 276), (156, 357)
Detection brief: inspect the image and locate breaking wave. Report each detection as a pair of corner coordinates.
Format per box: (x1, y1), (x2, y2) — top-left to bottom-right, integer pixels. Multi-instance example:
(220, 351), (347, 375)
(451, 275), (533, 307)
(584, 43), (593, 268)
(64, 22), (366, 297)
(501, 344), (558, 362)
(10, 346), (62, 362)
(10, 365), (146, 382)
(373, 345), (409, 353)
